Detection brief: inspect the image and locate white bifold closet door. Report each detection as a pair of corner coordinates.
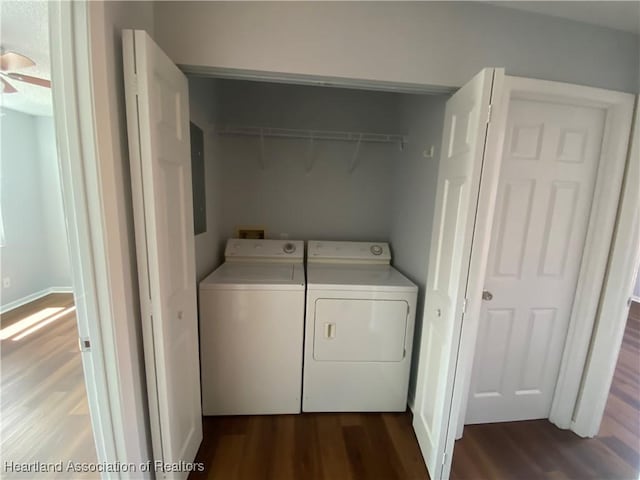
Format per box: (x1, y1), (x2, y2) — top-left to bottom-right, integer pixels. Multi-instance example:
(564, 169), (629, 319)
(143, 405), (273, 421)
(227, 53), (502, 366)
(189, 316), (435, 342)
(122, 29), (202, 478)
(412, 68), (503, 480)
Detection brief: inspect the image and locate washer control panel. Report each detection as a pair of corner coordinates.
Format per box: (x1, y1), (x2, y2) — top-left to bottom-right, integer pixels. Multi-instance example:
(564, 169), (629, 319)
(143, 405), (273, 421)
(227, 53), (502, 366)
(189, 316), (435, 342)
(225, 239), (304, 262)
(307, 241), (391, 264)
(283, 242), (297, 254)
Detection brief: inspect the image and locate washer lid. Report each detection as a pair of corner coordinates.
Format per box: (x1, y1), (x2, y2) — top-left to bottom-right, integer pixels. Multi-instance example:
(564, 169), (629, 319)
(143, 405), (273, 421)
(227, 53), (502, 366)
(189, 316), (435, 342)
(200, 262), (305, 290)
(307, 264), (417, 292)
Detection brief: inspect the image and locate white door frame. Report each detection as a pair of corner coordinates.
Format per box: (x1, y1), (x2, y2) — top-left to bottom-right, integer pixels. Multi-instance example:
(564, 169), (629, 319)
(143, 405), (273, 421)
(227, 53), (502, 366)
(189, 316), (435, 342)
(456, 75), (635, 437)
(571, 98), (639, 437)
(49, 1), (149, 476)
(49, 8), (636, 471)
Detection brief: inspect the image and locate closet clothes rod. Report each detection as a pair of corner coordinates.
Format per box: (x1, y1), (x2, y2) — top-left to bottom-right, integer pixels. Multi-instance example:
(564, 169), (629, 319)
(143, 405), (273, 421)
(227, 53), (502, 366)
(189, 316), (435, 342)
(214, 125), (407, 147)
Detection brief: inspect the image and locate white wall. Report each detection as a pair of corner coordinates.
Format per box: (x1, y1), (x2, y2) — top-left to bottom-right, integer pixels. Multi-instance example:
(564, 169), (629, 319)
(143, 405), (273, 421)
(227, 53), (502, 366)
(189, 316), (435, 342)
(1, 109), (49, 306)
(0, 109), (71, 310)
(634, 266), (640, 301)
(154, 2), (639, 94)
(390, 95), (448, 403)
(213, 80), (404, 241)
(88, 0), (155, 469)
(189, 77), (225, 281)
(36, 116), (72, 287)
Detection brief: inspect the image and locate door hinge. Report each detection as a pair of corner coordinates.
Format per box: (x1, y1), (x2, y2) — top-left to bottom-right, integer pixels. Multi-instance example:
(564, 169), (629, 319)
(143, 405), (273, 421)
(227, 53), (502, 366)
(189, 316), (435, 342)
(462, 298), (468, 314)
(443, 452), (447, 465)
(487, 104), (493, 124)
(78, 337), (91, 352)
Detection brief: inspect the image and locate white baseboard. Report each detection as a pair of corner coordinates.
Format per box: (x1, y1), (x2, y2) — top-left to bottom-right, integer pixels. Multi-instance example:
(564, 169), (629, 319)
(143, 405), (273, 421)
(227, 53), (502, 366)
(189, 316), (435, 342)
(1, 287), (74, 314)
(632, 296), (640, 304)
(49, 286), (74, 293)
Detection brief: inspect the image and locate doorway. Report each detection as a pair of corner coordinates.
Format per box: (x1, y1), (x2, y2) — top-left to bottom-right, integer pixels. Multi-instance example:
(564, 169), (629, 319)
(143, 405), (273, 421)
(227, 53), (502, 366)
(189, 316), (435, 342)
(466, 91), (606, 424)
(0, 1), (98, 472)
(449, 77), (636, 441)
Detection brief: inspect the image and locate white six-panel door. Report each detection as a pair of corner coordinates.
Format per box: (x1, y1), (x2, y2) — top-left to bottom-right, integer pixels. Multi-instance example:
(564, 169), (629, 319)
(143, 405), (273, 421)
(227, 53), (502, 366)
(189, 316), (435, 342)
(465, 97), (605, 424)
(123, 30), (202, 477)
(412, 68), (499, 480)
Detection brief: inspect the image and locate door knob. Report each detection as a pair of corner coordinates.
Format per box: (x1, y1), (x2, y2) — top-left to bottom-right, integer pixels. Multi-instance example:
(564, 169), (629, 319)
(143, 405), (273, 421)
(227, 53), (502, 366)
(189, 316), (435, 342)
(482, 291), (493, 301)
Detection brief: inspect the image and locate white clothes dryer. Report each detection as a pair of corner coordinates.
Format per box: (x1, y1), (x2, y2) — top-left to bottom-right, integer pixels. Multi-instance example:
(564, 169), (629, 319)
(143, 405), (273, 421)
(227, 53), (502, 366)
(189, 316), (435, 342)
(199, 238), (305, 415)
(303, 240), (418, 412)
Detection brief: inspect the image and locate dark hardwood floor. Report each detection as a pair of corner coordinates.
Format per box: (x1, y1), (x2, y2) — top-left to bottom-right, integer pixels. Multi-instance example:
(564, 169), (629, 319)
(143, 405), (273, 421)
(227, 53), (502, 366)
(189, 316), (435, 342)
(190, 411), (428, 480)
(1, 293), (98, 478)
(3, 296), (636, 479)
(191, 302), (640, 480)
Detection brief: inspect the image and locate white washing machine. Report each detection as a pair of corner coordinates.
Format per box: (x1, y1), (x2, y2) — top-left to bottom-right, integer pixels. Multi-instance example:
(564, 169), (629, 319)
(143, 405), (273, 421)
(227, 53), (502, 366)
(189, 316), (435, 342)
(303, 240), (418, 412)
(199, 238), (305, 415)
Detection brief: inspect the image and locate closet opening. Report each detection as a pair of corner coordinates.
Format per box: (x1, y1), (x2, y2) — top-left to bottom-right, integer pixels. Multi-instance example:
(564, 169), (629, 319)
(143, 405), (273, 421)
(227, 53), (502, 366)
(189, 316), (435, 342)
(184, 75), (450, 477)
(186, 74), (450, 393)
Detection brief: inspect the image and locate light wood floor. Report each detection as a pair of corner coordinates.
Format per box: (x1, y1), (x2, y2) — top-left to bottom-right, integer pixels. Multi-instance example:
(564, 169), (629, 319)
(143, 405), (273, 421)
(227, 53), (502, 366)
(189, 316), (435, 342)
(190, 302), (640, 480)
(1, 293), (98, 478)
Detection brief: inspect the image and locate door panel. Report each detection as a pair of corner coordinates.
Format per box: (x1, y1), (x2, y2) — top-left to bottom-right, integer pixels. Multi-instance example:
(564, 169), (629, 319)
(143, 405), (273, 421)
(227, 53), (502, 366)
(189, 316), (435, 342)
(518, 308), (556, 392)
(492, 180), (535, 277)
(313, 299), (408, 362)
(412, 68), (498, 480)
(466, 98), (605, 424)
(123, 29), (202, 476)
(473, 308), (514, 397)
(539, 181), (580, 276)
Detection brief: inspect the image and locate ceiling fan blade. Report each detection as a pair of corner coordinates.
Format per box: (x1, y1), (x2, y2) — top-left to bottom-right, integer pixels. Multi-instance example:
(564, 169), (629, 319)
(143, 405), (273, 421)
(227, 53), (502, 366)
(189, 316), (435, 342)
(5, 72), (50, 88)
(0, 51), (35, 71)
(1, 77), (17, 94)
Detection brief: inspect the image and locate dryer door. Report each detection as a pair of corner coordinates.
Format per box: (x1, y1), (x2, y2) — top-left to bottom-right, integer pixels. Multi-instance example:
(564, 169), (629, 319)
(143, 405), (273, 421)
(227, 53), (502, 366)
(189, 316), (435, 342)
(313, 298), (408, 362)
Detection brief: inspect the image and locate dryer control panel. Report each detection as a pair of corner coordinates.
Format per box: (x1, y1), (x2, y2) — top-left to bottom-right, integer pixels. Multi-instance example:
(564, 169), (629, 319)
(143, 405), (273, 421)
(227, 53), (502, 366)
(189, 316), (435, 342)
(225, 239), (304, 263)
(307, 240), (391, 264)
